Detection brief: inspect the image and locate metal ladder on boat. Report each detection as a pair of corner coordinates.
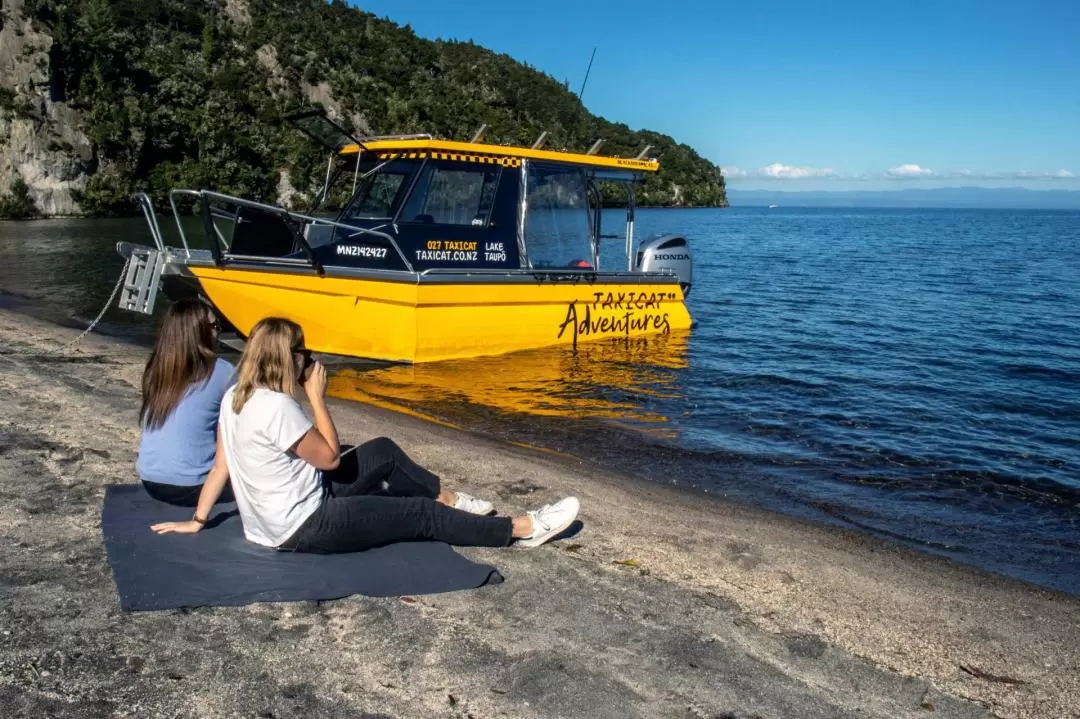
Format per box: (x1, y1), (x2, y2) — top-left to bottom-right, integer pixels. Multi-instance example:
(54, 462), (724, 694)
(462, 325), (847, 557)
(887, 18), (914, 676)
(116, 194), (168, 315)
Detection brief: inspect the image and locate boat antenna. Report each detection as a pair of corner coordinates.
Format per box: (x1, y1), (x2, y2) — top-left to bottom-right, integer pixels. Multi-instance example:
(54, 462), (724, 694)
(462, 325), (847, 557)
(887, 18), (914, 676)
(577, 46), (597, 102)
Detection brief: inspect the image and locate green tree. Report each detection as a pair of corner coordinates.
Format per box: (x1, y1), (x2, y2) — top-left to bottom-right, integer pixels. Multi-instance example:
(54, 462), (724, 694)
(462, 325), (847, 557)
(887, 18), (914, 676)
(0, 176), (39, 220)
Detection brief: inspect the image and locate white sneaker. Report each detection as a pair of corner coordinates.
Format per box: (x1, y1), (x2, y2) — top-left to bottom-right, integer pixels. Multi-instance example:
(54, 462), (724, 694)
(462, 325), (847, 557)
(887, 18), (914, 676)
(453, 492), (495, 516)
(517, 497), (580, 547)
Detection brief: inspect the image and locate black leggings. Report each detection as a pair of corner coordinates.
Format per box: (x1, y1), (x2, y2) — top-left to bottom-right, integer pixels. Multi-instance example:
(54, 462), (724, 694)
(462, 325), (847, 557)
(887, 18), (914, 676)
(281, 437), (512, 553)
(142, 479), (235, 507)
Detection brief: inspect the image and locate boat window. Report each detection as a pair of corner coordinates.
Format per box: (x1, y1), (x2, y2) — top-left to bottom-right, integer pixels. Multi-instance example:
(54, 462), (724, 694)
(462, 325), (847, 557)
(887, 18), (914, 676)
(524, 165), (594, 269)
(343, 169), (411, 220)
(401, 163), (501, 226)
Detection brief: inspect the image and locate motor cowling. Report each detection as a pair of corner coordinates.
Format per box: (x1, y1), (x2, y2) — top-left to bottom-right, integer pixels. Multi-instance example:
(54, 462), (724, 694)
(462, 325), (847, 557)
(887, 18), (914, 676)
(636, 235), (693, 297)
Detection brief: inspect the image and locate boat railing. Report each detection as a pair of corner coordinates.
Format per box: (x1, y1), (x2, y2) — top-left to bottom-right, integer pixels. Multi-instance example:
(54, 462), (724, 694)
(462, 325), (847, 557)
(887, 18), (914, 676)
(167, 189), (414, 273)
(134, 192), (170, 255)
(418, 267), (677, 278)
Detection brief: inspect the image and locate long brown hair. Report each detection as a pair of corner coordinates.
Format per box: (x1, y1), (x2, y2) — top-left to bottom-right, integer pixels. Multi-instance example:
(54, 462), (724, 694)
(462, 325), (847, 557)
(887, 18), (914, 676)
(140, 299), (218, 429)
(231, 317), (304, 414)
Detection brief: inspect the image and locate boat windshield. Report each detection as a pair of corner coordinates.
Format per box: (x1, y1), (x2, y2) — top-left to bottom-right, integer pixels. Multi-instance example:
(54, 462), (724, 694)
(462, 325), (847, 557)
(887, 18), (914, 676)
(342, 165), (413, 220)
(525, 164), (594, 269)
(400, 163), (501, 226)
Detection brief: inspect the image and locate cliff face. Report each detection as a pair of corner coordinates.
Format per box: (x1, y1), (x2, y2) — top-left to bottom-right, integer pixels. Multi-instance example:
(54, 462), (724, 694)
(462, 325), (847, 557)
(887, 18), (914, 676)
(3, 0), (726, 217)
(0, 0), (94, 217)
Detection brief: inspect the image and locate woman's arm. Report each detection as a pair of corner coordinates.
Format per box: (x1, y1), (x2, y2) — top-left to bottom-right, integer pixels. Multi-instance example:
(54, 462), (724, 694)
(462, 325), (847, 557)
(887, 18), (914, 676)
(291, 362), (341, 471)
(151, 427), (230, 535)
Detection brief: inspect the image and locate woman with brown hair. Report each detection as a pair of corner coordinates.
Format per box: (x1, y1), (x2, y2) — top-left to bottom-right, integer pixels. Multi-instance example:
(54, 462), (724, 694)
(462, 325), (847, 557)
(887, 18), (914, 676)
(151, 317), (579, 551)
(137, 299), (235, 506)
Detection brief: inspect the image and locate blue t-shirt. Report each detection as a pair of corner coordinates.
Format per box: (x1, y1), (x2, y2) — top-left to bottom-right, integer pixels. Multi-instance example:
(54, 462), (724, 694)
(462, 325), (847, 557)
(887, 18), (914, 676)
(137, 358), (236, 486)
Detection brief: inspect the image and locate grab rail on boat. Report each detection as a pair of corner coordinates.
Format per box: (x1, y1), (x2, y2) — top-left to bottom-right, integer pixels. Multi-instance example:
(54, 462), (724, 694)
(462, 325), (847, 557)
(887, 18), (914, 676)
(167, 189), (201, 257)
(166, 188), (415, 273)
(133, 192), (170, 255)
(417, 267), (677, 277)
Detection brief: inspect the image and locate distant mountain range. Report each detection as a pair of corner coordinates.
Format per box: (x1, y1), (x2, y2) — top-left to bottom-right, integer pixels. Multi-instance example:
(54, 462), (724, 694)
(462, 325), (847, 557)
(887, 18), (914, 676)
(727, 187), (1080, 210)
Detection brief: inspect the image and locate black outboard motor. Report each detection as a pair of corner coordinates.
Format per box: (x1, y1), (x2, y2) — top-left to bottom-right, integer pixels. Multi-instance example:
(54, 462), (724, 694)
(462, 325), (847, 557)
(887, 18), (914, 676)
(636, 235), (694, 297)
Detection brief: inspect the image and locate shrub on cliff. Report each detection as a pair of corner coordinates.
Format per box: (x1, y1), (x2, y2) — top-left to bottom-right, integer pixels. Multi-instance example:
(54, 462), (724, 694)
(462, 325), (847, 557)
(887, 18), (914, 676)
(70, 167), (136, 217)
(0, 176), (39, 220)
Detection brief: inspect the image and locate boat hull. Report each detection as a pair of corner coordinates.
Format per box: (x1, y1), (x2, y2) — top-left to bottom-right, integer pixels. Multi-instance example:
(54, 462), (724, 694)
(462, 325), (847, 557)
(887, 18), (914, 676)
(183, 265), (692, 363)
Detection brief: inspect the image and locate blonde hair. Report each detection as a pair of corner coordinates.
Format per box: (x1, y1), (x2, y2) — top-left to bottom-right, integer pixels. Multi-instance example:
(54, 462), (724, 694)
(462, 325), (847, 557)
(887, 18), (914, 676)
(231, 317), (304, 413)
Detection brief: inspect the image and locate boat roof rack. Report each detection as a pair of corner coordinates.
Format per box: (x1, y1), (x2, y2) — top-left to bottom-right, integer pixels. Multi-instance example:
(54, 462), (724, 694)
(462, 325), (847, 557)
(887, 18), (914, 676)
(287, 107), (656, 172)
(340, 137), (660, 174)
(287, 110), (659, 173)
(470, 124), (489, 143)
(356, 132), (434, 142)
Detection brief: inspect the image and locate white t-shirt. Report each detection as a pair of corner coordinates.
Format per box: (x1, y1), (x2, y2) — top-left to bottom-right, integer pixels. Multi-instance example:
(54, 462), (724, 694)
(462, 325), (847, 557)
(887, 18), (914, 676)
(218, 386), (325, 547)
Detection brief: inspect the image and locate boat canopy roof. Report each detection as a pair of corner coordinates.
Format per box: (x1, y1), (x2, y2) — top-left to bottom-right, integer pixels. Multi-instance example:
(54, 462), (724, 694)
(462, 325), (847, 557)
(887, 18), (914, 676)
(285, 109), (659, 179)
(340, 138), (659, 177)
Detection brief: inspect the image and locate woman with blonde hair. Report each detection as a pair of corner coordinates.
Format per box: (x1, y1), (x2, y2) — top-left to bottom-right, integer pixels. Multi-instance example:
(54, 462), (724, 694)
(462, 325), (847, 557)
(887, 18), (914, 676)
(152, 317), (579, 551)
(138, 298), (234, 506)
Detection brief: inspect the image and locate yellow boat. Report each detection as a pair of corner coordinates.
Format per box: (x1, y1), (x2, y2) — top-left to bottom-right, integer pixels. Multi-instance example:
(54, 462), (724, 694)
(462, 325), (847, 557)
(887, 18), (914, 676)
(116, 112), (696, 363)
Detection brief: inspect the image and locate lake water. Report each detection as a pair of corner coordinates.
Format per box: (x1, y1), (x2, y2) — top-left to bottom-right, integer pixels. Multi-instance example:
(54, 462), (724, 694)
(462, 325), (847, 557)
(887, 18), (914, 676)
(2, 207), (1078, 594)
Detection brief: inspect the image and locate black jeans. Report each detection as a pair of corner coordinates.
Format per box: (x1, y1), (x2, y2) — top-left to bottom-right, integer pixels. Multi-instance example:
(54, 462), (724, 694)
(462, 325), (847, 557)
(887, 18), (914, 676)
(281, 437), (512, 553)
(141, 479), (235, 507)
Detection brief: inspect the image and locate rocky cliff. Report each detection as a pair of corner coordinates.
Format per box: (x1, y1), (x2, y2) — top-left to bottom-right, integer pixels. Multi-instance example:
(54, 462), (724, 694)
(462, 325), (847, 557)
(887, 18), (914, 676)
(0, 0), (94, 217)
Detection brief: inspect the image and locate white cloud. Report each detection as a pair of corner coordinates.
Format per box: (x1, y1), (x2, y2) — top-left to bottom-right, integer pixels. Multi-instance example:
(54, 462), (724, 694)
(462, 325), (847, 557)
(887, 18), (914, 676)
(887, 164), (935, 178)
(722, 163), (1078, 183)
(758, 162), (835, 179)
(939, 169), (1076, 180)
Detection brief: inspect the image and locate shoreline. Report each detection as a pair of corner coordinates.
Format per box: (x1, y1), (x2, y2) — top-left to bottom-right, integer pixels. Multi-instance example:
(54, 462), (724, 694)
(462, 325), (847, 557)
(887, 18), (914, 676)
(0, 202), (732, 223)
(0, 306), (1077, 718)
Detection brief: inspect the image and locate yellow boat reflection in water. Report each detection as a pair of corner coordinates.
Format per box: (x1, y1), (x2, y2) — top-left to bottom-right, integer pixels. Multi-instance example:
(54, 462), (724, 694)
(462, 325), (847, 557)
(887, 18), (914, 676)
(327, 331), (691, 436)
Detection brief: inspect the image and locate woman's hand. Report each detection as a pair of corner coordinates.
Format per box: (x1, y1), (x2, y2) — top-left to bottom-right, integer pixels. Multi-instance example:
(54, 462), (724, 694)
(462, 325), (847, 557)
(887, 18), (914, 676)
(150, 520), (204, 535)
(294, 359), (340, 470)
(304, 360), (327, 400)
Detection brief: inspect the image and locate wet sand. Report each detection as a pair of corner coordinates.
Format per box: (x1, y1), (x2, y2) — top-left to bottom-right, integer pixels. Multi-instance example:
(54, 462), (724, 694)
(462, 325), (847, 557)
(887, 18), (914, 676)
(0, 303), (1077, 719)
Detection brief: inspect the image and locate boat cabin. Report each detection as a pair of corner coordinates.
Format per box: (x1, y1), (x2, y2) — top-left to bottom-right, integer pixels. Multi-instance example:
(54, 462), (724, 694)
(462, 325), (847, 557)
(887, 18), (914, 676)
(218, 112), (660, 276)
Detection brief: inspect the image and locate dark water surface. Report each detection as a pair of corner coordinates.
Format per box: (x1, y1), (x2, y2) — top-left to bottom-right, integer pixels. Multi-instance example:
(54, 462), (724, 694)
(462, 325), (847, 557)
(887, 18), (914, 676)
(2, 208), (1078, 594)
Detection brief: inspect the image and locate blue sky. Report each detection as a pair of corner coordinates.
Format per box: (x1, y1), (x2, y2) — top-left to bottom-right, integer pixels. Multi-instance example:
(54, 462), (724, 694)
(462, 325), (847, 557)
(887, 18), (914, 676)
(355, 0), (1079, 191)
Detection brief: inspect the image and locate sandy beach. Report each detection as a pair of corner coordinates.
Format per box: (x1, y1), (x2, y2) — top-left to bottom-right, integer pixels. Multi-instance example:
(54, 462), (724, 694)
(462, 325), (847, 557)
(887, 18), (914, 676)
(0, 301), (1077, 719)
